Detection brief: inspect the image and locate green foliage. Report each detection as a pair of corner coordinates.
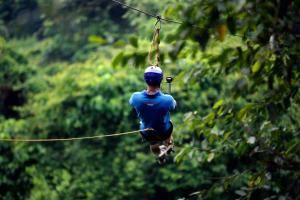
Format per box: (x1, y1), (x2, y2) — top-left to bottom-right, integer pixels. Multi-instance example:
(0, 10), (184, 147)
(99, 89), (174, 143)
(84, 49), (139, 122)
(0, 0), (300, 199)
(0, 0), (40, 37)
(23, 60), (142, 135)
(0, 38), (35, 118)
(128, 35), (138, 48)
(0, 119), (43, 200)
(165, 0), (300, 199)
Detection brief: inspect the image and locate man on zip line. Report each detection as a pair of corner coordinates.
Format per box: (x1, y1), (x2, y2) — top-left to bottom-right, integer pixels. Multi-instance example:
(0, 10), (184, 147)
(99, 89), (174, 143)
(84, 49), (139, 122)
(129, 66), (176, 164)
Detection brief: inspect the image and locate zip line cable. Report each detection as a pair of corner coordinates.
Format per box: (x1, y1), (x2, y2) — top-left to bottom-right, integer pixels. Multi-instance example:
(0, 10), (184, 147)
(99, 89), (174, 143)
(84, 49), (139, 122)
(111, 0), (156, 18)
(111, 0), (243, 38)
(111, 0), (200, 28)
(0, 128), (153, 143)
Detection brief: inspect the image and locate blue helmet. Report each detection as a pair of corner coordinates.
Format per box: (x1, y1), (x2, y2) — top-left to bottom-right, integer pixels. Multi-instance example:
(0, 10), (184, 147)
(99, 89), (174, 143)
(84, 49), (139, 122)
(144, 66), (163, 86)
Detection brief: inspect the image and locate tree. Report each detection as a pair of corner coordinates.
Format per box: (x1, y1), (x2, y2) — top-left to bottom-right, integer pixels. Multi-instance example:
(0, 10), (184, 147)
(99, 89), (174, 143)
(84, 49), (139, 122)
(164, 0), (300, 199)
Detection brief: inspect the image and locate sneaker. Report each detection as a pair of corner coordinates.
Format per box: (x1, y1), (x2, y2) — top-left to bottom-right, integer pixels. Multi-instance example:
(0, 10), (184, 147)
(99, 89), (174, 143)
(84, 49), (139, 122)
(163, 137), (174, 155)
(157, 156), (167, 165)
(158, 145), (168, 158)
(166, 145), (174, 155)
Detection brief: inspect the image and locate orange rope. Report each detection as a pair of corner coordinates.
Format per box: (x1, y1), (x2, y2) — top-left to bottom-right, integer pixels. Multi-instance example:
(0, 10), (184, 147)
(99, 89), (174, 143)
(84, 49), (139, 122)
(0, 128), (154, 143)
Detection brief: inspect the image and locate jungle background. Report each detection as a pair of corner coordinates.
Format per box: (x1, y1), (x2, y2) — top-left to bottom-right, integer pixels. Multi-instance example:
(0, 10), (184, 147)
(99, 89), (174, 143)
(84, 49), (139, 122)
(0, 0), (299, 199)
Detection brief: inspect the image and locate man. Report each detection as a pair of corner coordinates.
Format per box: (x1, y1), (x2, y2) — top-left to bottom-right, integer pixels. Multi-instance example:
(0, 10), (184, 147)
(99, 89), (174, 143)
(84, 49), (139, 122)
(129, 66), (176, 164)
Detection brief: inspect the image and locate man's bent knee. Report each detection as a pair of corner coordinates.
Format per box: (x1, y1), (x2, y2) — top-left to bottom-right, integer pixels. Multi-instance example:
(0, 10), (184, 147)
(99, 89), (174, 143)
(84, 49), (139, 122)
(150, 144), (160, 155)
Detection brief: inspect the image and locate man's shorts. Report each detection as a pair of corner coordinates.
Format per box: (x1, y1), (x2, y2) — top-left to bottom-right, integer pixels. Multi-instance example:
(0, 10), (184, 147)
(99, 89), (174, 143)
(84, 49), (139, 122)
(140, 122), (173, 145)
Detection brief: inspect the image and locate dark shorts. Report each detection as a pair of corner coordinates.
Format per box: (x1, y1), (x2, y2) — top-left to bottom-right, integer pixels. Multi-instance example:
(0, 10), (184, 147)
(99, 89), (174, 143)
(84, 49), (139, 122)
(140, 122), (173, 144)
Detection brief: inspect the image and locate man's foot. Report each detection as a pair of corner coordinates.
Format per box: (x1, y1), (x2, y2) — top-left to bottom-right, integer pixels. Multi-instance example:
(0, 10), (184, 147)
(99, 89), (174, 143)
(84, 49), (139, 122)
(166, 143), (174, 155)
(157, 156), (167, 165)
(163, 136), (174, 155)
(153, 142), (174, 164)
(158, 145), (168, 158)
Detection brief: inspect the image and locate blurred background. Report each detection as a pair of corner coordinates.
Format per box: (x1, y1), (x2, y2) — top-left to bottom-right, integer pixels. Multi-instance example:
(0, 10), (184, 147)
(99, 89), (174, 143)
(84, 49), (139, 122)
(0, 0), (299, 199)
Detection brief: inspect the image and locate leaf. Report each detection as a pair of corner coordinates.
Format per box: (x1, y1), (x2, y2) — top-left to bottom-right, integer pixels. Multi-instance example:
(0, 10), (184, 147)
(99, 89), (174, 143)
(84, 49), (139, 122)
(163, 6), (177, 18)
(194, 30), (209, 50)
(213, 99), (223, 110)
(175, 146), (192, 164)
(224, 132), (232, 140)
(88, 35), (107, 45)
(247, 136), (256, 144)
(251, 61), (261, 73)
(207, 152), (215, 162)
(235, 190), (246, 196)
(129, 36), (138, 48)
(203, 112), (215, 125)
(165, 33), (177, 43)
(237, 103), (255, 121)
(169, 41), (185, 60)
(0, 36), (5, 47)
(223, 178), (230, 189)
(255, 176), (262, 185)
(236, 141), (250, 156)
(227, 16), (236, 34)
(112, 52), (124, 67)
(285, 140), (300, 156)
(184, 112), (194, 121)
(223, 176), (236, 190)
(113, 40), (126, 47)
(211, 126), (224, 136)
(217, 24), (228, 42)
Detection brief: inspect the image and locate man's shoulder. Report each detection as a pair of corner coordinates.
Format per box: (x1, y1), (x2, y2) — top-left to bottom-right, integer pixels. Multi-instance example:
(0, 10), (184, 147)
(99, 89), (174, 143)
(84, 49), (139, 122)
(161, 93), (175, 101)
(129, 91), (145, 106)
(160, 93), (176, 109)
(131, 91), (144, 98)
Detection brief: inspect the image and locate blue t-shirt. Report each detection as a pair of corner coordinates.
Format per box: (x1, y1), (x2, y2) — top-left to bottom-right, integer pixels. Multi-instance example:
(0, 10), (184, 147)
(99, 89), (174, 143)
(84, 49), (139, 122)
(129, 90), (176, 134)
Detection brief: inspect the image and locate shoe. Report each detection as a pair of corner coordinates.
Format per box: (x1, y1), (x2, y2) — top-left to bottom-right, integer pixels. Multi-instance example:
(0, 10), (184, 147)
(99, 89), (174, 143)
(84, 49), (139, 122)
(163, 137), (174, 155)
(158, 155), (167, 164)
(166, 143), (174, 155)
(158, 145), (168, 158)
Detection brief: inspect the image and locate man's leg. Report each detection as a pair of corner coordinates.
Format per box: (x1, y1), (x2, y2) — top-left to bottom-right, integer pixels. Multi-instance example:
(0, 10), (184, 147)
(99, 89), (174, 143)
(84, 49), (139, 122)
(149, 135), (173, 156)
(150, 143), (161, 156)
(162, 123), (174, 154)
(164, 135), (173, 146)
(148, 123), (174, 162)
(150, 143), (168, 164)
(160, 134), (173, 156)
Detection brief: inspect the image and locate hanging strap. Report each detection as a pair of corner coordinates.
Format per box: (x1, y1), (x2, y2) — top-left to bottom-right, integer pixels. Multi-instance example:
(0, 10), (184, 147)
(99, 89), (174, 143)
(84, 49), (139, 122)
(148, 16), (161, 66)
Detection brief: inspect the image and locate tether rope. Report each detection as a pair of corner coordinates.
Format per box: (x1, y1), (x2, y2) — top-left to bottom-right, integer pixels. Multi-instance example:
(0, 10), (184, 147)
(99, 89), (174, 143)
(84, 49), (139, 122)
(148, 18), (161, 66)
(0, 128), (153, 143)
